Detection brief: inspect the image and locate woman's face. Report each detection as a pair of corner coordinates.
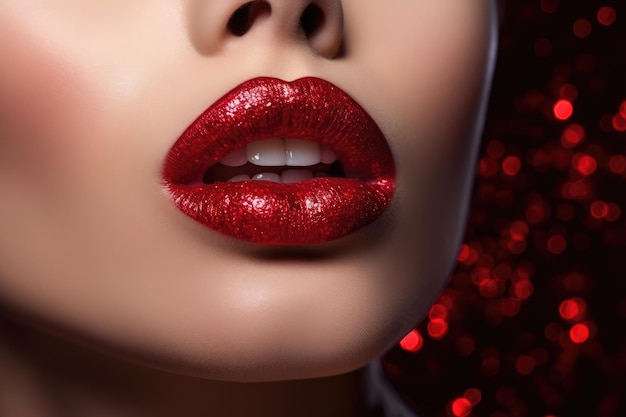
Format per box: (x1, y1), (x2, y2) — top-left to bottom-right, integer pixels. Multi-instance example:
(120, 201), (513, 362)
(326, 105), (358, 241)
(0, 1), (496, 381)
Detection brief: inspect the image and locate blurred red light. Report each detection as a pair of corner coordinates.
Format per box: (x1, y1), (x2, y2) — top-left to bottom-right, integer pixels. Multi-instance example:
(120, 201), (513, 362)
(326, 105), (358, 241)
(560, 123), (585, 147)
(553, 99), (574, 120)
(502, 156), (522, 176)
(570, 323), (590, 344)
(515, 355), (536, 375)
(590, 200), (609, 219)
(428, 318), (449, 339)
(605, 203), (622, 222)
(540, 0), (558, 13)
(464, 388), (482, 406)
(429, 304), (449, 320)
(513, 280), (534, 300)
(559, 298), (586, 321)
(457, 244), (470, 262)
(597, 6), (617, 26)
(399, 329), (424, 353)
(506, 221), (525, 241)
(559, 84), (578, 100)
(609, 155), (626, 174)
(451, 398), (472, 417)
(572, 154), (597, 176)
(612, 114), (626, 132)
(547, 235), (566, 254)
(478, 157), (499, 177)
(573, 19), (592, 38)
(561, 180), (591, 199)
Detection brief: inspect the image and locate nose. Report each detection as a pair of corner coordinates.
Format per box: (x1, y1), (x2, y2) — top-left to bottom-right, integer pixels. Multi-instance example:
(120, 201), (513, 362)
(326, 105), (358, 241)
(187, 0), (344, 58)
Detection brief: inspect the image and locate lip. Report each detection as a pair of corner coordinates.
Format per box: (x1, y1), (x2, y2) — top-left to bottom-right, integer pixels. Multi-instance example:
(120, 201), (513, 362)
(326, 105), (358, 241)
(162, 77), (395, 245)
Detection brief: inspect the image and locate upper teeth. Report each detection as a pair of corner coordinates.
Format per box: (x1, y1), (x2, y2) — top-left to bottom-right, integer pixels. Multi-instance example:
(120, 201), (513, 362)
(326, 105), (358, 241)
(219, 138), (337, 167)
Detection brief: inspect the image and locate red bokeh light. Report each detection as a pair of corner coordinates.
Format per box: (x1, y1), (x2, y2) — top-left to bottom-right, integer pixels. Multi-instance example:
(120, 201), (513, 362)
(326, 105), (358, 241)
(597, 6), (617, 26)
(455, 337), (476, 357)
(428, 318), (449, 340)
(553, 99), (573, 120)
(457, 244), (470, 262)
(509, 220), (530, 240)
(515, 355), (536, 375)
(559, 84), (578, 100)
(589, 201), (622, 221)
(458, 244), (479, 265)
(464, 388), (482, 406)
(572, 153), (597, 176)
(561, 180), (591, 199)
(429, 304), (449, 320)
(608, 155), (626, 174)
(570, 323), (590, 344)
(605, 203), (622, 222)
(487, 140), (505, 159)
(478, 157), (499, 177)
(573, 19), (592, 38)
(500, 298), (521, 317)
(612, 114), (626, 132)
(399, 329), (424, 353)
(479, 278), (505, 298)
(513, 280), (534, 300)
(540, 0), (558, 13)
(560, 123), (585, 147)
(547, 235), (566, 254)
(451, 398), (473, 417)
(559, 298), (587, 321)
(590, 200), (609, 219)
(502, 156), (522, 176)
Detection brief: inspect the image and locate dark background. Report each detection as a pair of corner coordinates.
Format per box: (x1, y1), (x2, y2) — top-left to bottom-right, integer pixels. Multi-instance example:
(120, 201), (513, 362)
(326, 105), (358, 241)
(386, 1), (626, 416)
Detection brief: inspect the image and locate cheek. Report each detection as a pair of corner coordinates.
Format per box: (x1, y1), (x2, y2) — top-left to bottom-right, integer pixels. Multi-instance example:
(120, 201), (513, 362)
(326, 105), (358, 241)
(346, 1), (493, 127)
(339, 0), (496, 306)
(0, 17), (100, 186)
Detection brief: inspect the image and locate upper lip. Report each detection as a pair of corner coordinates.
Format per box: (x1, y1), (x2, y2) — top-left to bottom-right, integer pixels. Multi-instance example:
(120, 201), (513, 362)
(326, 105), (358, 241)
(162, 76), (395, 245)
(163, 77), (394, 185)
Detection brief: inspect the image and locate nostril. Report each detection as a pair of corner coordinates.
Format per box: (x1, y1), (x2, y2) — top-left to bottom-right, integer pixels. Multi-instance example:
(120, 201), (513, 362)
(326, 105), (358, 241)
(300, 3), (325, 39)
(227, 1), (272, 37)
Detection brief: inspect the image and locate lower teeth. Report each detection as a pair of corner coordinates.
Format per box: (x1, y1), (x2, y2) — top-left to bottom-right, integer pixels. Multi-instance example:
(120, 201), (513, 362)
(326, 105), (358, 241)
(228, 170), (317, 183)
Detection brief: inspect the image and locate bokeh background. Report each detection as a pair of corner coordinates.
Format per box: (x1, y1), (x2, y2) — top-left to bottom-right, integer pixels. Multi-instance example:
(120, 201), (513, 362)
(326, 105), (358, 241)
(385, 1), (626, 416)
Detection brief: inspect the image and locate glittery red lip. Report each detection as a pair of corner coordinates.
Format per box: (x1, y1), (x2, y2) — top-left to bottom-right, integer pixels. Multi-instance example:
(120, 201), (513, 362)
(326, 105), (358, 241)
(162, 77), (395, 245)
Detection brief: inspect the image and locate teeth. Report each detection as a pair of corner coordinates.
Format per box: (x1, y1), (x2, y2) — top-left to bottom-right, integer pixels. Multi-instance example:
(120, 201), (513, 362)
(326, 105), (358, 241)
(228, 174), (250, 182)
(220, 138), (338, 167)
(225, 170), (317, 183)
(285, 139), (320, 166)
(251, 172), (281, 183)
(219, 147), (247, 167)
(247, 138), (286, 166)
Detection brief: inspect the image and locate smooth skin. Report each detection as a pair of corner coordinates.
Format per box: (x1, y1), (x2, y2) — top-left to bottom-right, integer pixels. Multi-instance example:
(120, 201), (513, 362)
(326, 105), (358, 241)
(0, 1), (497, 416)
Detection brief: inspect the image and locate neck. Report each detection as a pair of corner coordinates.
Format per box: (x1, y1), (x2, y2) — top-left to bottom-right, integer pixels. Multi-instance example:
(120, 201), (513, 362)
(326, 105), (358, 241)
(0, 316), (376, 417)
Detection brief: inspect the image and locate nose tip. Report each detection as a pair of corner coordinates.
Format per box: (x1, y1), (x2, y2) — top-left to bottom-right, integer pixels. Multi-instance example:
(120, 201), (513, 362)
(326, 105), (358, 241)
(187, 0), (344, 58)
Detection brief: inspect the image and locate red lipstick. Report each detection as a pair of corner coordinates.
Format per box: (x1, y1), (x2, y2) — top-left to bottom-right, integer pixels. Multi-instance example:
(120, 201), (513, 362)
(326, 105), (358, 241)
(163, 77), (395, 245)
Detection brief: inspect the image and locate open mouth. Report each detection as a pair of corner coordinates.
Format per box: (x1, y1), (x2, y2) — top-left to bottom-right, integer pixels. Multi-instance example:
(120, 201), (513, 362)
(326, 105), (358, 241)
(202, 138), (344, 184)
(162, 77), (395, 245)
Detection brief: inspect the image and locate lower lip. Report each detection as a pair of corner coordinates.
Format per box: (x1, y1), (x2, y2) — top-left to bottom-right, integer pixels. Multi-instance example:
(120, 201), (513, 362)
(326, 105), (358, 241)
(166, 176), (394, 245)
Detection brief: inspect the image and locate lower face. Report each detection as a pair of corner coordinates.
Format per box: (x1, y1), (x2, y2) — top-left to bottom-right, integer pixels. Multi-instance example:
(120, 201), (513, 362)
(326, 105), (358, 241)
(0, 1), (496, 381)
